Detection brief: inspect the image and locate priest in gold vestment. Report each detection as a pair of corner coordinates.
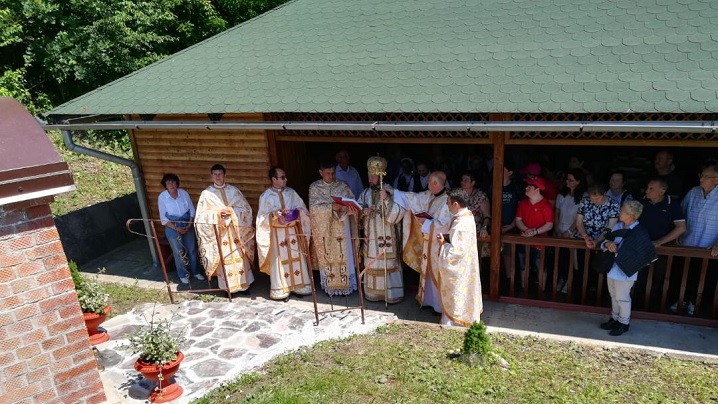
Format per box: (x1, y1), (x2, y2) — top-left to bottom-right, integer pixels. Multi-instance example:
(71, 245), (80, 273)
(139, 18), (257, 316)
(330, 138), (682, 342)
(256, 167), (313, 301)
(195, 164), (255, 293)
(392, 171), (452, 313)
(437, 188), (483, 327)
(358, 156), (405, 303)
(309, 161), (360, 296)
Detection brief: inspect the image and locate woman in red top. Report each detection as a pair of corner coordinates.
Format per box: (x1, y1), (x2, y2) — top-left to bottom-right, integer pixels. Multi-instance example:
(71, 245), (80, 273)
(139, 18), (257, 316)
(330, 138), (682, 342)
(514, 177), (554, 294)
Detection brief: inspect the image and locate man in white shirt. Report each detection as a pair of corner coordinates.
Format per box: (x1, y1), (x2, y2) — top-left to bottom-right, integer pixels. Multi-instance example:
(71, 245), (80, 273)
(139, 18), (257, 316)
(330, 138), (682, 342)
(335, 149), (364, 198)
(416, 162), (430, 191)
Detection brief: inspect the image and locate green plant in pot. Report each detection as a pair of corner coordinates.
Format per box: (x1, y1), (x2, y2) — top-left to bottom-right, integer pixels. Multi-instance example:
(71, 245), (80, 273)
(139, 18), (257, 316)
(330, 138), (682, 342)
(127, 306), (187, 403)
(70, 262), (111, 345)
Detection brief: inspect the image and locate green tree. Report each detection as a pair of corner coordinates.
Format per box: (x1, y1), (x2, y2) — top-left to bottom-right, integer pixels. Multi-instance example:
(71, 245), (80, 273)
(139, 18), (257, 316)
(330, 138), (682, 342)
(1, 0), (290, 112)
(0, 68), (51, 115)
(1, 0), (229, 106)
(214, 0), (289, 26)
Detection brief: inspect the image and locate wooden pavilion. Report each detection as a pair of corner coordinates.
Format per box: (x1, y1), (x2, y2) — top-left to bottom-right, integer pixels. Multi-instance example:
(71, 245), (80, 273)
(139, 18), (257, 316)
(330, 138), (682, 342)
(45, 0), (718, 326)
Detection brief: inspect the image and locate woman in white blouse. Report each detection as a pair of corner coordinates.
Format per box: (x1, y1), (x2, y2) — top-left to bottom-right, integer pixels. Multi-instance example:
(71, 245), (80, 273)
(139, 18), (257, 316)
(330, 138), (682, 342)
(158, 173), (205, 284)
(554, 168), (587, 293)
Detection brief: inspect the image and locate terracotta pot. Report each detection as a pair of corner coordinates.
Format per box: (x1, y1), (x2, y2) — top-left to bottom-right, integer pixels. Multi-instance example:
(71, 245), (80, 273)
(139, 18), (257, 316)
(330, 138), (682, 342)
(133, 352), (184, 403)
(82, 306), (111, 345)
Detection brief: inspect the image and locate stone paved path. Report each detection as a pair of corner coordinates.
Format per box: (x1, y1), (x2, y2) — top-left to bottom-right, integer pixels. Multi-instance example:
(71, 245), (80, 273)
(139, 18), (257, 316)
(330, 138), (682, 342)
(84, 239), (718, 403)
(97, 298), (395, 403)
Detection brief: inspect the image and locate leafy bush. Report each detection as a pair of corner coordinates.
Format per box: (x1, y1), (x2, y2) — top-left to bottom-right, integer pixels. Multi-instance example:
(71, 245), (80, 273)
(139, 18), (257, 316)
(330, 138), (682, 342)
(68, 260), (84, 290)
(127, 306), (186, 366)
(462, 321), (492, 356)
(70, 261), (109, 315)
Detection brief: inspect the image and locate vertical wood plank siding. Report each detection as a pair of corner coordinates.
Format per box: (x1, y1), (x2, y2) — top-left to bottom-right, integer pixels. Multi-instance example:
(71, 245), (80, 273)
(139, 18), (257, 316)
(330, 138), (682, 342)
(129, 114), (271, 228)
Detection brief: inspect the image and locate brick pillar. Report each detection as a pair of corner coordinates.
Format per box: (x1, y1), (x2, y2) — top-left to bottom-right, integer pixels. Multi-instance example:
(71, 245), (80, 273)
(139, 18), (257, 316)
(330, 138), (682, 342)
(0, 197), (106, 404)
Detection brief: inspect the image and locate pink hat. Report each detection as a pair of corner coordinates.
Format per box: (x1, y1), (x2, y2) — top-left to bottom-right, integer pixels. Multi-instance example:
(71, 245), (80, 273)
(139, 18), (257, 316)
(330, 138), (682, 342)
(521, 163), (542, 176)
(524, 176), (546, 191)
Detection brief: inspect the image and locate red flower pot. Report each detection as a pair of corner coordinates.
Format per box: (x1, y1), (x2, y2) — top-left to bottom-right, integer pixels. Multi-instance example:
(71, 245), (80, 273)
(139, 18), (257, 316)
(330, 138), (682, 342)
(133, 352), (184, 403)
(83, 306), (110, 345)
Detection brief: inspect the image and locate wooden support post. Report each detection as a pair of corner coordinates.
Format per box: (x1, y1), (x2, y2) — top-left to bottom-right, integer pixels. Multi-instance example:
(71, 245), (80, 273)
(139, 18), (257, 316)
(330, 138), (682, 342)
(489, 114), (508, 299)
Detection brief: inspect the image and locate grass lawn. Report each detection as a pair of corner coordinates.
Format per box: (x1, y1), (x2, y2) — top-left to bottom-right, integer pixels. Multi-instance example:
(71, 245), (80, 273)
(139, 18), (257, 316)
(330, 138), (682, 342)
(103, 282), (221, 318)
(47, 130), (135, 216)
(194, 322), (717, 403)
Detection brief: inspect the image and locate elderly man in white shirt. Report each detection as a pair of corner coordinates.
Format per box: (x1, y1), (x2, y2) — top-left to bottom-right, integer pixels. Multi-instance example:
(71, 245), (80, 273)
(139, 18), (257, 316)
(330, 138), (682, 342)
(335, 149), (364, 198)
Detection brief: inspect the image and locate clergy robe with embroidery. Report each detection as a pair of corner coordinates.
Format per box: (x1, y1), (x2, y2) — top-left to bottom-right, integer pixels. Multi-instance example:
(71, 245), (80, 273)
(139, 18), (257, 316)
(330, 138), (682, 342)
(439, 208), (483, 327)
(308, 180), (359, 296)
(357, 183), (405, 303)
(256, 187), (313, 300)
(393, 189), (452, 312)
(195, 184), (255, 292)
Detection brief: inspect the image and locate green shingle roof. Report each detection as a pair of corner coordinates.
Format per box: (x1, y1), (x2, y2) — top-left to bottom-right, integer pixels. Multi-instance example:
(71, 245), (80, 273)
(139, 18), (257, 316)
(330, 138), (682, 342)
(48, 0), (718, 117)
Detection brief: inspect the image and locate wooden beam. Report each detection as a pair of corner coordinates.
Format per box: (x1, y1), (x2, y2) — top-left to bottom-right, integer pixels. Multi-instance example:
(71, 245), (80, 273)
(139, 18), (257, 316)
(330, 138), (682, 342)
(506, 139), (718, 147)
(275, 135), (491, 144)
(489, 113), (509, 299)
(264, 113), (279, 167)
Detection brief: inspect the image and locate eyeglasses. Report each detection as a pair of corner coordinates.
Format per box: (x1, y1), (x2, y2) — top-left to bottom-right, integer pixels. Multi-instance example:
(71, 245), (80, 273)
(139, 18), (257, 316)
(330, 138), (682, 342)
(274, 176), (287, 180)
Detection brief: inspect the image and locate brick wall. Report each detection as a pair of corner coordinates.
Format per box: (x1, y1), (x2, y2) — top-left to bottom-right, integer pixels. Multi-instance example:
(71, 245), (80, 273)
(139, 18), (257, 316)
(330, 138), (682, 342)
(0, 197), (106, 404)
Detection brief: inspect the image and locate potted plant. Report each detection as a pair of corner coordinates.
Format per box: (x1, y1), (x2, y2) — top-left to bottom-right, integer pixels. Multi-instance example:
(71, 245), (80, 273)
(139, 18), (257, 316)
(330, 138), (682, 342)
(127, 307), (187, 403)
(70, 261), (111, 345)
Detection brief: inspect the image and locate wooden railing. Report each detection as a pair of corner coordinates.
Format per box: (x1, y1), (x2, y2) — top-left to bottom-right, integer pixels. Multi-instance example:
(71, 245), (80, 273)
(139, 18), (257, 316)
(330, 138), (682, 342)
(492, 235), (718, 327)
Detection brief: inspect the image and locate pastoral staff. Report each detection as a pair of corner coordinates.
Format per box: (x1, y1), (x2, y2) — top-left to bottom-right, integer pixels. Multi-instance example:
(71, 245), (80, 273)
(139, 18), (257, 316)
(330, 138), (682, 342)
(357, 156), (405, 303)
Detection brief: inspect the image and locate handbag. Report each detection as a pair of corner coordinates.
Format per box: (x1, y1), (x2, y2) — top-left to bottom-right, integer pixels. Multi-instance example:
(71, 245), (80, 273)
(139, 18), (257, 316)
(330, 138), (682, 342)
(591, 228), (631, 275)
(591, 250), (616, 274)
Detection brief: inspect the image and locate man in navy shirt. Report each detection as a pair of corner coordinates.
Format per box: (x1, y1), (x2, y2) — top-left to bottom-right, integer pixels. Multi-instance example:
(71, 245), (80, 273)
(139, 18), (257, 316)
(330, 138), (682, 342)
(641, 178), (686, 246)
(637, 178), (686, 310)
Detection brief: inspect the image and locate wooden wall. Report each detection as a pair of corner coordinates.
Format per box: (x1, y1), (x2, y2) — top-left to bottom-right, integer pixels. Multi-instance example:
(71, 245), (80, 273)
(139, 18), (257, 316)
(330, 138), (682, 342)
(128, 114), (272, 228)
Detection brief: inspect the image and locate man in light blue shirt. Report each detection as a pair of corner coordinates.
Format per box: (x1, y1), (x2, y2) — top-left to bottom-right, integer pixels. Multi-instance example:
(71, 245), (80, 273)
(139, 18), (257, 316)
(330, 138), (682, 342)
(676, 161), (718, 315)
(335, 149), (364, 198)
(680, 162), (718, 251)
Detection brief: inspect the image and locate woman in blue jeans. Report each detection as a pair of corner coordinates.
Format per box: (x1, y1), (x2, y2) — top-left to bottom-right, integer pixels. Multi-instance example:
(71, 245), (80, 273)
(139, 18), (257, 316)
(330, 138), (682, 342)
(158, 173), (205, 284)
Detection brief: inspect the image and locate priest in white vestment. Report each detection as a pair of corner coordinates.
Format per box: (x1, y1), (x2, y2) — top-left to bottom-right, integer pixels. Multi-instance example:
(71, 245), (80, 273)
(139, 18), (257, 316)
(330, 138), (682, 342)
(195, 164), (255, 293)
(437, 188), (483, 327)
(256, 167), (313, 301)
(392, 171), (452, 313)
(358, 156), (405, 303)
(309, 161), (360, 296)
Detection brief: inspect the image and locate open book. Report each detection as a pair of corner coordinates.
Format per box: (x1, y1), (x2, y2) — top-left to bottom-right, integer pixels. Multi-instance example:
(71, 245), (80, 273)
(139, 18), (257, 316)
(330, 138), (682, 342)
(331, 196), (361, 210)
(413, 211), (433, 220)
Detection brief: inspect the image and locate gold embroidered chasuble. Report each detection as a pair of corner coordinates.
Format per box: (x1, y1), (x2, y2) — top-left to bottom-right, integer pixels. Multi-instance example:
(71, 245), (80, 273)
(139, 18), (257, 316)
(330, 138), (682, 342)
(256, 187), (313, 299)
(195, 184), (255, 292)
(394, 190), (452, 307)
(357, 184), (405, 303)
(308, 179), (359, 295)
(439, 208), (483, 326)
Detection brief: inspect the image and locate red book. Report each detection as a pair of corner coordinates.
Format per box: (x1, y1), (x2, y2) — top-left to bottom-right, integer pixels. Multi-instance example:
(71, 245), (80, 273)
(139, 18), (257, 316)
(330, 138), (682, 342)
(414, 211), (433, 220)
(331, 196), (361, 210)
